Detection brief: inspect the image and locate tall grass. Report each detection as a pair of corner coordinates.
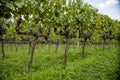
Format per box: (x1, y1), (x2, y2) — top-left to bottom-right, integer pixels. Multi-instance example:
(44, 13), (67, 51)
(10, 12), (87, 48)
(0, 44), (119, 80)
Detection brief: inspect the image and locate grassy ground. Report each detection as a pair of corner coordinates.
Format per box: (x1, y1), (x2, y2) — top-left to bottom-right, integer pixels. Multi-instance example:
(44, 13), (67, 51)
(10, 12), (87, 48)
(0, 43), (119, 80)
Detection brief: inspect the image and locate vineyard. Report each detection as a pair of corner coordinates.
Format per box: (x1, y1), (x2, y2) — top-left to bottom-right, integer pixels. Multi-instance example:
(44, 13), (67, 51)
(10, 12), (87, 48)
(0, 0), (120, 80)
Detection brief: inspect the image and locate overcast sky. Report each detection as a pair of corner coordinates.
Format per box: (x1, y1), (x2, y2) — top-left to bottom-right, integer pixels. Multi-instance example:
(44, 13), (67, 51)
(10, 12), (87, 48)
(83, 0), (120, 21)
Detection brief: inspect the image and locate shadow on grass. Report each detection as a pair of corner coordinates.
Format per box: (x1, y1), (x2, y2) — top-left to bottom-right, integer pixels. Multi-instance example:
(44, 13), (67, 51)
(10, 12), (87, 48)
(0, 66), (7, 80)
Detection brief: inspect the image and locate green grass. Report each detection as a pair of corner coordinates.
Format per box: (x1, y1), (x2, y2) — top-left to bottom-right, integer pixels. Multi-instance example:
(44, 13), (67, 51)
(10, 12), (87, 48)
(0, 44), (119, 80)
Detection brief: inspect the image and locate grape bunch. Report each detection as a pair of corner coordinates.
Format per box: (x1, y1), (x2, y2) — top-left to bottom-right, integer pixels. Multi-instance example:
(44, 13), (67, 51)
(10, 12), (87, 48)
(0, 25), (6, 36)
